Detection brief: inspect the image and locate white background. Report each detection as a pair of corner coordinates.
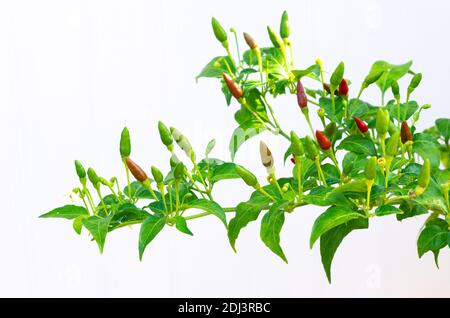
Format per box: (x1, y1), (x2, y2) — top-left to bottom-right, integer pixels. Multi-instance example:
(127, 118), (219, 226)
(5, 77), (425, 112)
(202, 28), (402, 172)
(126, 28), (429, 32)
(1, 0), (449, 297)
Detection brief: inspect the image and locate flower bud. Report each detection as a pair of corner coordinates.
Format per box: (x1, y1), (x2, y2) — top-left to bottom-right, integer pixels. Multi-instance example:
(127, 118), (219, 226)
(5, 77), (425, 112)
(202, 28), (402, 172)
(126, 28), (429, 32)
(281, 184), (289, 192)
(316, 130), (332, 151)
(365, 156), (377, 180)
(120, 127), (131, 158)
(401, 121), (413, 144)
(243, 32), (258, 50)
(377, 157), (386, 168)
(317, 108), (325, 118)
(354, 117), (369, 133)
(296, 80), (308, 109)
(211, 17), (227, 44)
(304, 136), (319, 160)
(74, 160), (86, 180)
(338, 79), (349, 96)
(223, 73), (243, 100)
(290, 131), (304, 157)
(267, 26), (283, 48)
(386, 132), (400, 157)
(125, 158), (148, 183)
(235, 165), (259, 188)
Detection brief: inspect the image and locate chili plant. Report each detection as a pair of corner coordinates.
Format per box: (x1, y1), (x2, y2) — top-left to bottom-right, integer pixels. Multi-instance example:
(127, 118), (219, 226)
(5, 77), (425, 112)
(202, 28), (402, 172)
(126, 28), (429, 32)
(41, 11), (450, 283)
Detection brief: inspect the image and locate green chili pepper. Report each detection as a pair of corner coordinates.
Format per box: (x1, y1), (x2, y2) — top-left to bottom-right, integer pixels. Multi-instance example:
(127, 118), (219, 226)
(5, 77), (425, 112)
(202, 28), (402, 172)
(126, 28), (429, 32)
(267, 26), (283, 48)
(386, 132), (400, 157)
(290, 131), (304, 157)
(87, 167), (100, 187)
(376, 108), (390, 135)
(120, 127), (131, 158)
(418, 159), (430, 189)
(280, 10), (290, 39)
(304, 136), (319, 160)
(170, 127), (193, 158)
(151, 166), (164, 185)
(74, 160), (86, 180)
(365, 156), (377, 180)
(408, 73), (422, 95)
(158, 121), (173, 150)
(211, 17), (228, 44)
(324, 122), (337, 139)
(235, 165), (259, 188)
(391, 81), (400, 100)
(173, 162), (185, 180)
(330, 62), (345, 88)
(364, 69), (384, 86)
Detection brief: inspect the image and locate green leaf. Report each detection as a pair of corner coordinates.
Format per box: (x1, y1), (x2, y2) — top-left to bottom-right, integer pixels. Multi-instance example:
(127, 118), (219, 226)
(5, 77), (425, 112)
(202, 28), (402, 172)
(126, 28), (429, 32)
(205, 139), (216, 157)
(375, 205), (402, 216)
(417, 218), (448, 266)
(415, 179), (448, 214)
(229, 119), (266, 161)
(320, 217), (368, 283)
(318, 97), (344, 123)
(196, 56), (236, 80)
(387, 100), (419, 122)
(310, 206), (363, 248)
(368, 60), (412, 93)
(292, 64), (321, 80)
(348, 99), (370, 117)
(82, 215), (112, 254)
(397, 200), (428, 221)
(210, 162), (240, 183)
(436, 118), (450, 140)
(337, 135), (377, 156)
(260, 200), (290, 263)
(413, 133), (441, 171)
(139, 214), (166, 260)
(174, 216), (193, 236)
(72, 215), (86, 235)
(228, 190), (272, 251)
(186, 199), (227, 227)
(123, 181), (155, 199)
(40, 205), (89, 220)
(109, 204), (150, 230)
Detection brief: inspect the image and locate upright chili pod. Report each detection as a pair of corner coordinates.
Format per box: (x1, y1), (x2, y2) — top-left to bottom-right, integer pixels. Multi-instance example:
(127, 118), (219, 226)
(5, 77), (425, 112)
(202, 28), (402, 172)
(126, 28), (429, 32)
(290, 131), (304, 157)
(279, 11), (290, 39)
(158, 121), (173, 150)
(267, 26), (283, 48)
(408, 73), (422, 95)
(296, 80), (308, 109)
(416, 159), (430, 195)
(223, 73), (243, 100)
(170, 127), (193, 158)
(87, 167), (100, 187)
(330, 62), (345, 88)
(304, 136), (319, 160)
(243, 32), (258, 50)
(363, 69), (384, 87)
(74, 160), (86, 180)
(173, 162), (185, 180)
(151, 166), (164, 185)
(386, 132), (400, 157)
(376, 108), (390, 135)
(354, 117), (369, 133)
(365, 156), (377, 180)
(235, 165), (259, 188)
(125, 158), (148, 183)
(401, 121), (413, 144)
(391, 81), (400, 100)
(316, 131), (332, 151)
(120, 127), (131, 158)
(211, 17), (228, 44)
(338, 79), (349, 96)
(259, 141), (274, 172)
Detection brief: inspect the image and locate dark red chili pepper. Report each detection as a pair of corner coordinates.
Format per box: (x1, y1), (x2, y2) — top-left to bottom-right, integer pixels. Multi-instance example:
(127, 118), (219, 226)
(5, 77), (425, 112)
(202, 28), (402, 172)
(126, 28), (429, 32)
(290, 156), (296, 164)
(338, 79), (349, 96)
(354, 117), (369, 133)
(296, 80), (307, 109)
(316, 130), (331, 151)
(401, 120), (413, 144)
(223, 73), (243, 100)
(125, 157), (148, 183)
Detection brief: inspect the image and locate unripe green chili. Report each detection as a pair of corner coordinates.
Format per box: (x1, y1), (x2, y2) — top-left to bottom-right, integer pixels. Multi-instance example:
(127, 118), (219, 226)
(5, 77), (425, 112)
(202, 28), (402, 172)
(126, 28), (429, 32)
(170, 127), (193, 158)
(290, 131), (304, 157)
(279, 11), (290, 39)
(358, 69), (384, 98)
(235, 165), (259, 188)
(74, 160), (86, 180)
(391, 80), (400, 99)
(158, 121), (173, 150)
(211, 17), (228, 44)
(386, 132), (400, 157)
(330, 62), (345, 88)
(408, 73), (422, 95)
(304, 136), (319, 161)
(376, 108), (390, 135)
(87, 167), (100, 187)
(365, 156), (377, 180)
(416, 159), (430, 195)
(267, 26), (283, 48)
(173, 162), (185, 180)
(120, 127), (131, 158)
(151, 166), (164, 185)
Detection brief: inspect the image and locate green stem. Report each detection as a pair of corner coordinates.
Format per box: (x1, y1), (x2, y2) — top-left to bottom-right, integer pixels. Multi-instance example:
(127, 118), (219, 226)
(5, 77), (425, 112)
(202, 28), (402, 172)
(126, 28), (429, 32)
(314, 157), (327, 186)
(379, 133), (386, 157)
(168, 184), (173, 213)
(262, 94), (281, 129)
(184, 209), (235, 221)
(330, 92), (336, 114)
(307, 98), (320, 107)
(295, 156), (303, 197)
(83, 186), (95, 212)
(303, 110), (316, 138)
(396, 98), (401, 128)
(142, 180), (159, 201)
(270, 173), (284, 196)
(175, 181), (180, 217)
(123, 159), (132, 198)
(96, 187), (108, 215)
(384, 157), (393, 189)
(404, 95), (410, 121)
(225, 45), (237, 70)
(366, 179), (374, 212)
(231, 29), (241, 68)
(328, 150), (343, 183)
(257, 187), (276, 201)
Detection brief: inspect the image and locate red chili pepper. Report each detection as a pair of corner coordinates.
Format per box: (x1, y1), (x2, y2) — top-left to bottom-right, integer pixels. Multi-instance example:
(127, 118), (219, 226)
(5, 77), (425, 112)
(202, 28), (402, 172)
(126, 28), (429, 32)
(290, 156), (296, 164)
(223, 73), (243, 100)
(296, 80), (307, 109)
(401, 120), (413, 144)
(338, 79), (349, 96)
(354, 117), (369, 133)
(316, 130), (331, 151)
